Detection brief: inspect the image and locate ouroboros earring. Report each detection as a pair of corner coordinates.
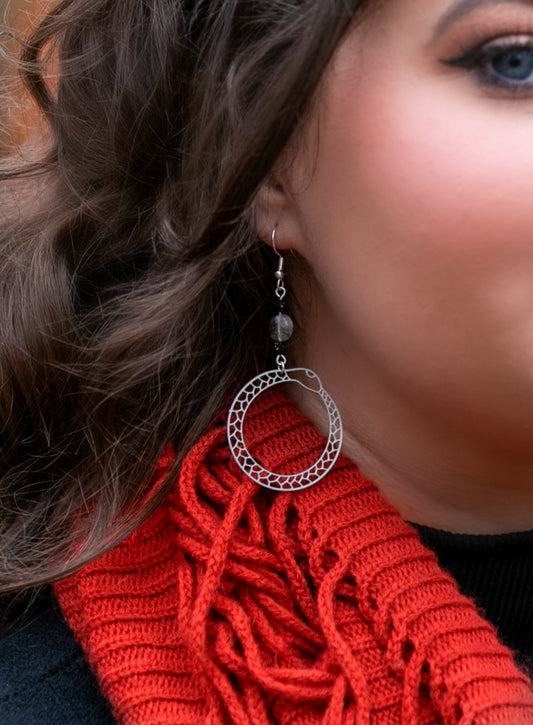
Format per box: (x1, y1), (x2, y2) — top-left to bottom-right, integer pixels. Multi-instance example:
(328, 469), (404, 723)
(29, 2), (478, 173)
(227, 227), (343, 492)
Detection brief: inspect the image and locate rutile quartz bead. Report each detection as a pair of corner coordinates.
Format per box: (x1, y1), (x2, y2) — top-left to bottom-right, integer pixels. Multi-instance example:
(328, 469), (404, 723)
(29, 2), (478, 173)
(269, 313), (294, 343)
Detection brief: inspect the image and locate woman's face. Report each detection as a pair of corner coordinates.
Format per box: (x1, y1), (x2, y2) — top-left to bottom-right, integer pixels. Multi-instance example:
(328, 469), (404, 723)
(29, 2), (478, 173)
(264, 0), (533, 528)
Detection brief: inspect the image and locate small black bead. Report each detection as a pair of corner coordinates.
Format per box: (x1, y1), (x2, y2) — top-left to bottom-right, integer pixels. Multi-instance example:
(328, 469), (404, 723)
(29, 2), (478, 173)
(272, 341), (287, 354)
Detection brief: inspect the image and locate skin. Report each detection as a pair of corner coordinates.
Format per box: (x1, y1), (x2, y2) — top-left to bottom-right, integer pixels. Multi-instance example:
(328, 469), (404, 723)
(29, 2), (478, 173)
(257, 0), (533, 534)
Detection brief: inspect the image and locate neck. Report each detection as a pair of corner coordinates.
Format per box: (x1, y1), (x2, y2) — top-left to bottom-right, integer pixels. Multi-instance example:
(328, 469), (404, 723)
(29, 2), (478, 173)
(290, 303), (533, 535)
(291, 379), (533, 534)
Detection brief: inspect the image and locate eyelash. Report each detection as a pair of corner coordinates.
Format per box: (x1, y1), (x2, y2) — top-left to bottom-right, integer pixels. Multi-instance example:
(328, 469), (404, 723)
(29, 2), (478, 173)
(442, 35), (533, 93)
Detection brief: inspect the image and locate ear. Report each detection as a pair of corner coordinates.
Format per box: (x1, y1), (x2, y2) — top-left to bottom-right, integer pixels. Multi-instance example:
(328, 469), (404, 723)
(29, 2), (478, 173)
(255, 170), (306, 253)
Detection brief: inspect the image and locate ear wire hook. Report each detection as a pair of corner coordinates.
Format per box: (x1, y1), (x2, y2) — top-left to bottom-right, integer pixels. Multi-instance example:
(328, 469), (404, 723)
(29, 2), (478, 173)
(271, 226), (282, 258)
(271, 226), (279, 254)
(271, 226), (285, 292)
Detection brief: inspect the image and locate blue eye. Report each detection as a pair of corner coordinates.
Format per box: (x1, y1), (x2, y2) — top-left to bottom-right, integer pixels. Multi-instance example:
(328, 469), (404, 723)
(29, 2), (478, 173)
(443, 36), (533, 91)
(490, 46), (533, 80)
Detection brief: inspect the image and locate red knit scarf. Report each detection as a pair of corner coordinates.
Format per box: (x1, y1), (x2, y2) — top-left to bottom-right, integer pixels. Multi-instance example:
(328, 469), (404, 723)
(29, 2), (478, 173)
(55, 392), (533, 724)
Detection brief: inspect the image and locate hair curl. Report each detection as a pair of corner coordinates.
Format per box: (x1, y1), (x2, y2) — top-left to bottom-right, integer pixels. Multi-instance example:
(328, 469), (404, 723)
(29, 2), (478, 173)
(0, 0), (369, 591)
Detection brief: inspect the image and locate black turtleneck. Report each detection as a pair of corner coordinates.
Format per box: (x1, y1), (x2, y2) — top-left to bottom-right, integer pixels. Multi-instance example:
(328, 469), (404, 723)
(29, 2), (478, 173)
(0, 587), (115, 724)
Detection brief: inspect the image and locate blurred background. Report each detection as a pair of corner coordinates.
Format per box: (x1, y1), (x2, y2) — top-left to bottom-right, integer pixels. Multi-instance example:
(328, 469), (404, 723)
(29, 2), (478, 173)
(1, 0), (47, 156)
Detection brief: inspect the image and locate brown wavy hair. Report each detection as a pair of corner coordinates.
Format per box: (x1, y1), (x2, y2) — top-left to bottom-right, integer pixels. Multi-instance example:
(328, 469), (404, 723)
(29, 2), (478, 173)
(0, 0), (370, 592)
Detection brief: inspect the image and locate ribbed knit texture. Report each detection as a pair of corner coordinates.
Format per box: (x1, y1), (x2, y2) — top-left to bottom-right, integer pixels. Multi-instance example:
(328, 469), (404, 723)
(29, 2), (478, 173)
(55, 392), (533, 724)
(413, 525), (533, 660)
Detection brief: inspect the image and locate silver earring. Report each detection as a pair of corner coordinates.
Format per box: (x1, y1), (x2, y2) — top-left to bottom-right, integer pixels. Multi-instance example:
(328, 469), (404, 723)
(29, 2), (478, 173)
(227, 228), (343, 492)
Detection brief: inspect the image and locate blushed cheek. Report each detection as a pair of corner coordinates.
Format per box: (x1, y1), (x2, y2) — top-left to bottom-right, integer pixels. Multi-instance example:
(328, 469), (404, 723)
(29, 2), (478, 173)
(361, 80), (533, 251)
(292, 63), (533, 422)
(304, 66), (533, 298)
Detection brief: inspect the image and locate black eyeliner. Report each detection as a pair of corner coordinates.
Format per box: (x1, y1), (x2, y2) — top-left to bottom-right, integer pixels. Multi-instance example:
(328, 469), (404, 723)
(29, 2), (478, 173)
(440, 35), (533, 91)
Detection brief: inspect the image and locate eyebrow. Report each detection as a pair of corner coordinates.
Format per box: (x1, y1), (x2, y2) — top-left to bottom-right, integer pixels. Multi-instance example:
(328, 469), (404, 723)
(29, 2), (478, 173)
(434, 0), (533, 39)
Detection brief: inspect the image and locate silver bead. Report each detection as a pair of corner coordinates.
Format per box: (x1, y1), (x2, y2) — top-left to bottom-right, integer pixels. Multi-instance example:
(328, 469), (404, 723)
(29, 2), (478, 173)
(269, 313), (294, 342)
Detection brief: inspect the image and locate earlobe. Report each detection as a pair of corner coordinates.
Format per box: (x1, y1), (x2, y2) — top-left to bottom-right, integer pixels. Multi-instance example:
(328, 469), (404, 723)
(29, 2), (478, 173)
(255, 173), (305, 252)
(255, 176), (289, 246)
